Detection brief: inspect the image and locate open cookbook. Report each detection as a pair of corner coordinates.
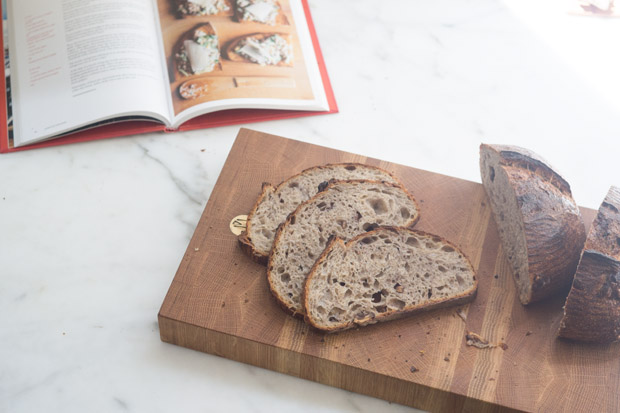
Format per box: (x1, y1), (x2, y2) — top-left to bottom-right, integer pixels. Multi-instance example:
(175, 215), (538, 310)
(0, 0), (336, 152)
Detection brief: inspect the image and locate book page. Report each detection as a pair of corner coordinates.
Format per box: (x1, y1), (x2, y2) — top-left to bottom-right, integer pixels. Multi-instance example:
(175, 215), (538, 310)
(9, 0), (171, 146)
(153, 0), (329, 127)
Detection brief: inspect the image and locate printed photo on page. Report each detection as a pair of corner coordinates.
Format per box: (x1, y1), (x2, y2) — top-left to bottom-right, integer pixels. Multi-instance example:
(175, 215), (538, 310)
(156, 0), (319, 116)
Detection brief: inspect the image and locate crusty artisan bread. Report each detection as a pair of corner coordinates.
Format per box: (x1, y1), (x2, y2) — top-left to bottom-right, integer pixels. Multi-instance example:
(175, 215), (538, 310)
(479, 144), (586, 305)
(558, 186), (620, 343)
(303, 227), (477, 332)
(239, 163), (399, 264)
(268, 180), (420, 316)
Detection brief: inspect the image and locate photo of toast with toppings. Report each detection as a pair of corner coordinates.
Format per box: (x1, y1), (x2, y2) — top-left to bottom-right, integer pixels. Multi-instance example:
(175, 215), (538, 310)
(175, 0), (232, 18)
(225, 33), (293, 66)
(174, 23), (222, 79)
(234, 0), (289, 25)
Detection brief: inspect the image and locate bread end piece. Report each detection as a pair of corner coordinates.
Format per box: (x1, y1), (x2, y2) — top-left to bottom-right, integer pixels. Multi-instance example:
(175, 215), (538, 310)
(558, 186), (620, 343)
(480, 143), (586, 305)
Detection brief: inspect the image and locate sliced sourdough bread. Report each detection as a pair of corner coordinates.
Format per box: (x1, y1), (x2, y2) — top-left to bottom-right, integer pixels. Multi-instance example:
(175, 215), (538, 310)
(480, 144), (586, 305)
(239, 163), (399, 264)
(304, 227), (477, 332)
(268, 180), (420, 316)
(558, 186), (620, 343)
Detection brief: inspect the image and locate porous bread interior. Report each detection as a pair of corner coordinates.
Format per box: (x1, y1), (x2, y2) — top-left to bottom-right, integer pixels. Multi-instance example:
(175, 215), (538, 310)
(480, 148), (531, 304)
(249, 165), (397, 257)
(269, 181), (418, 313)
(305, 229), (476, 330)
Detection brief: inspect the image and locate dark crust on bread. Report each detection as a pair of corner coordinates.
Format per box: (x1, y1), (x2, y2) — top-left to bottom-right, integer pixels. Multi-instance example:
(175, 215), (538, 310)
(584, 186), (620, 259)
(482, 144), (572, 196)
(267, 180), (420, 317)
(238, 163), (404, 265)
(518, 169), (586, 304)
(559, 186), (620, 343)
(303, 227), (477, 333)
(480, 144), (587, 305)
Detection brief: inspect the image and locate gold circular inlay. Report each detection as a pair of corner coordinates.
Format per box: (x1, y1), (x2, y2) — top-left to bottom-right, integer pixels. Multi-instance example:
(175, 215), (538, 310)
(229, 215), (248, 235)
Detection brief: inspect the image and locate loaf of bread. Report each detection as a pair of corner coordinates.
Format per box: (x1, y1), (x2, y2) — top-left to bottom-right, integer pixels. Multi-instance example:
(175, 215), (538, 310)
(558, 186), (620, 343)
(268, 180), (420, 316)
(239, 163), (399, 264)
(479, 144), (586, 305)
(303, 227), (477, 332)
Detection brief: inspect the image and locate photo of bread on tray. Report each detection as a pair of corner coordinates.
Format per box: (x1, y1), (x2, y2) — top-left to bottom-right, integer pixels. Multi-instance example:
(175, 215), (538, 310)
(234, 0), (289, 25)
(225, 33), (293, 66)
(238, 163), (478, 331)
(174, 23), (222, 78)
(156, 0), (326, 119)
(175, 0), (232, 18)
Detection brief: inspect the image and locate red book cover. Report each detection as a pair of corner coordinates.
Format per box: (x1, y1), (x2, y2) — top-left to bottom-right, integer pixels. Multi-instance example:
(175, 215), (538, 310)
(0, 0), (337, 153)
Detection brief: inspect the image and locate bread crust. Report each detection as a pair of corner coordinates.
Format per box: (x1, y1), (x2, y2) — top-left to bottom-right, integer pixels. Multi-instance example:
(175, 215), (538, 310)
(559, 186), (620, 343)
(481, 144), (586, 304)
(267, 180), (420, 316)
(238, 163), (403, 264)
(302, 227), (477, 332)
(238, 182), (273, 265)
(484, 144), (572, 195)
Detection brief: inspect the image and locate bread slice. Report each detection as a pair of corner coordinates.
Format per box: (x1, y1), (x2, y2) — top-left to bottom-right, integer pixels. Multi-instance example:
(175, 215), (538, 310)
(174, 23), (221, 80)
(225, 33), (293, 66)
(175, 0), (232, 18)
(239, 163), (399, 264)
(558, 186), (620, 343)
(479, 144), (586, 305)
(233, 0), (288, 25)
(304, 227), (477, 332)
(268, 180), (420, 316)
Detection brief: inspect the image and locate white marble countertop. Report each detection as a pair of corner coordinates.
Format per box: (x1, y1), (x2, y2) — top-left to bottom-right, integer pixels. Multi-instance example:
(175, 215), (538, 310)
(2, 0), (619, 412)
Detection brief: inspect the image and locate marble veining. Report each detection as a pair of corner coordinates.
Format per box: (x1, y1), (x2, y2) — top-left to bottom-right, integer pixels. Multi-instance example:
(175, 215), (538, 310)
(2, 0), (620, 412)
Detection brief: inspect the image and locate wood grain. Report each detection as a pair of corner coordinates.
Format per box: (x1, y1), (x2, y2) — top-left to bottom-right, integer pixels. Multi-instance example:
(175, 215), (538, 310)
(158, 129), (620, 412)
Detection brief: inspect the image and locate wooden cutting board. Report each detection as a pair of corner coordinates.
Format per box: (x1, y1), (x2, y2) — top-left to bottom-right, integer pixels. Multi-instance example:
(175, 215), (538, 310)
(158, 129), (620, 412)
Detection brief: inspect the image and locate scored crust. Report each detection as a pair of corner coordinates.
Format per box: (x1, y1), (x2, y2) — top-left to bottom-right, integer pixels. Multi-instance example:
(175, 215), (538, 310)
(238, 163), (402, 265)
(303, 227), (477, 332)
(558, 186), (620, 343)
(480, 144), (586, 305)
(267, 180), (420, 317)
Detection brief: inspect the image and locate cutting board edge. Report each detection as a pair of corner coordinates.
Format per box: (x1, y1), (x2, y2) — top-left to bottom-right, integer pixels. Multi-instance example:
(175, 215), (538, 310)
(157, 313), (525, 413)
